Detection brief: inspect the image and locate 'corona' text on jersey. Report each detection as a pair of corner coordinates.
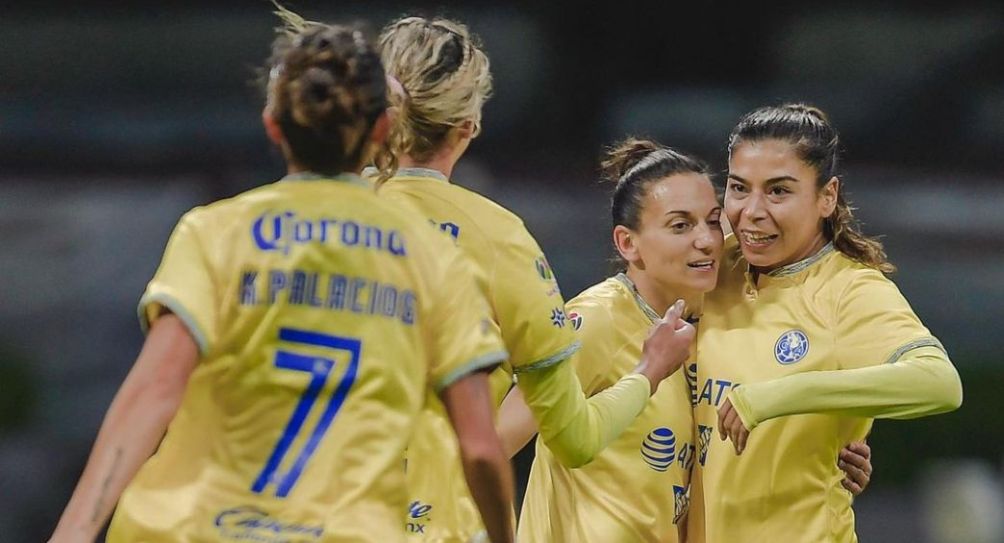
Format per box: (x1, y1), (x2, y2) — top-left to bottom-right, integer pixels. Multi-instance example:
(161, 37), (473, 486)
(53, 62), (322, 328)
(252, 210), (407, 257)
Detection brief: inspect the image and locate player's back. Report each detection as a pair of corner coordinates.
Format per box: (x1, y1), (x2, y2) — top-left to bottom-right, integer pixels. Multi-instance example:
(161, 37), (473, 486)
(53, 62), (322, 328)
(108, 175), (500, 542)
(379, 169), (578, 540)
(379, 169), (575, 372)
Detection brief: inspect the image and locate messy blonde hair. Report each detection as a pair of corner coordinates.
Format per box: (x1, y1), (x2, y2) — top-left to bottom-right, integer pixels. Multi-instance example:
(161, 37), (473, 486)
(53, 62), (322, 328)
(377, 16), (493, 171)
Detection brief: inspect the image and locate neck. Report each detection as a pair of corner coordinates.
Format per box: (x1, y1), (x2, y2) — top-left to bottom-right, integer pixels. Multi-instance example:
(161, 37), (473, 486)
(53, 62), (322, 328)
(399, 152), (456, 179)
(625, 267), (702, 320)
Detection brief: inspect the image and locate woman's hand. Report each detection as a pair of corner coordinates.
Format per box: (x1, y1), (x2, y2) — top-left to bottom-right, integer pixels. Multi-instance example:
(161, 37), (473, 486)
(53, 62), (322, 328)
(717, 397), (750, 455)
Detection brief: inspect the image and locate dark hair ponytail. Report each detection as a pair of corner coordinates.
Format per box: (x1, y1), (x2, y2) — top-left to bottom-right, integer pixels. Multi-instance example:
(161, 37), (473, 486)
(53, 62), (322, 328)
(266, 21), (387, 175)
(601, 138), (709, 231)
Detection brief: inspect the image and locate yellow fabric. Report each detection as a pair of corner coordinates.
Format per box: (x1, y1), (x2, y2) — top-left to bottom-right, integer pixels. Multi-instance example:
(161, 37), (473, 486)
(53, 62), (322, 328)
(689, 236), (959, 543)
(379, 172), (649, 541)
(729, 346), (961, 430)
(519, 276), (694, 543)
(108, 175), (506, 543)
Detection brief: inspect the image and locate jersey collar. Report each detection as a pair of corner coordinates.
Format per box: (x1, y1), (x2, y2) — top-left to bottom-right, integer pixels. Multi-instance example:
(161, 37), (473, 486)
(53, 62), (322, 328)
(764, 242), (835, 278)
(360, 166), (450, 183)
(614, 272), (701, 325)
(742, 242), (836, 297)
(280, 171), (370, 188)
(394, 167), (450, 182)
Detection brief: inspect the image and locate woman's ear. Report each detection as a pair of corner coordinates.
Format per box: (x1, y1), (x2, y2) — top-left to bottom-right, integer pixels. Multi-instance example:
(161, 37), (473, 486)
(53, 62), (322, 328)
(262, 107), (284, 147)
(613, 225), (640, 265)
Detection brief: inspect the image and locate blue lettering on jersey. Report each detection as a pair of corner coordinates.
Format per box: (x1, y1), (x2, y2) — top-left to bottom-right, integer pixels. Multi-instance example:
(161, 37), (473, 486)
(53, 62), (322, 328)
(239, 269), (417, 326)
(214, 506), (323, 540)
(677, 442), (696, 471)
(240, 271), (258, 305)
(427, 218), (461, 241)
(696, 378), (739, 407)
(252, 211), (407, 257)
(406, 501), (433, 534)
(268, 270), (288, 303)
(328, 275), (348, 310)
(698, 425), (713, 466)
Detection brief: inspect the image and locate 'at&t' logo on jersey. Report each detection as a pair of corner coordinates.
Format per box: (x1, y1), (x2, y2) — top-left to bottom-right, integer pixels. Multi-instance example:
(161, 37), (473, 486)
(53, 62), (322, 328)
(640, 427), (676, 471)
(252, 210), (407, 257)
(775, 329), (809, 365)
(406, 501), (432, 534)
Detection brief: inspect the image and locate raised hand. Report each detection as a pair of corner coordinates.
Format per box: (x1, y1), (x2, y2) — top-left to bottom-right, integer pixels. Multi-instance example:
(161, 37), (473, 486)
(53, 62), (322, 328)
(634, 300), (696, 394)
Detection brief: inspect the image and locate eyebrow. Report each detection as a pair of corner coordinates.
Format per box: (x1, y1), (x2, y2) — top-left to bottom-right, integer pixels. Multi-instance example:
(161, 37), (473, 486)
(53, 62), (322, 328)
(727, 174), (802, 184)
(664, 206), (722, 218)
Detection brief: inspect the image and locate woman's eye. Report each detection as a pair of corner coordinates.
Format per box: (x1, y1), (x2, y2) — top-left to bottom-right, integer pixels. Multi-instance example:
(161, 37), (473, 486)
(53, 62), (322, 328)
(728, 182), (747, 193)
(770, 186), (790, 195)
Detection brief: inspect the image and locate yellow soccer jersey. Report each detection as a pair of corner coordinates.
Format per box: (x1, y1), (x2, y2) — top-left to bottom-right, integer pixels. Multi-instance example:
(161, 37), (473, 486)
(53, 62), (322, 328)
(690, 237), (945, 543)
(379, 168), (581, 541)
(107, 173), (506, 543)
(518, 274), (695, 543)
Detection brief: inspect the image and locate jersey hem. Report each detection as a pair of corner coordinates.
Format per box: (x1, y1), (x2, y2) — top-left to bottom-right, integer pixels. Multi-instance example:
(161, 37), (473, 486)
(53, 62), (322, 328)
(434, 350), (509, 392)
(137, 291), (211, 356)
(512, 341), (582, 374)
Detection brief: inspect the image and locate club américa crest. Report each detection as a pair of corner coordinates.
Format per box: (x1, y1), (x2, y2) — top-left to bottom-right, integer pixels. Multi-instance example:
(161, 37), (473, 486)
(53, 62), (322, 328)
(774, 329), (809, 365)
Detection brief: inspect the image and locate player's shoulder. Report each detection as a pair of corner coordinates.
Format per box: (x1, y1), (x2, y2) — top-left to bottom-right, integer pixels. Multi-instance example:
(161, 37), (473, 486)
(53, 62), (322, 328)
(390, 177), (527, 232)
(819, 249), (895, 292)
(567, 277), (627, 328)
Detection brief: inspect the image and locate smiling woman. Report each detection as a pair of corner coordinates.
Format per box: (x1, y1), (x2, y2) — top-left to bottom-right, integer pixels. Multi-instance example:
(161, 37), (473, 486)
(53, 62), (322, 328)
(512, 138), (718, 543)
(724, 104), (894, 275)
(688, 104), (963, 543)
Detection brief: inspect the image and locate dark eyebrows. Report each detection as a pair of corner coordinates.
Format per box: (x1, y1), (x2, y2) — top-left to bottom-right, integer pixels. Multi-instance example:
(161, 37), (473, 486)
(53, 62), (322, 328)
(727, 174), (801, 185)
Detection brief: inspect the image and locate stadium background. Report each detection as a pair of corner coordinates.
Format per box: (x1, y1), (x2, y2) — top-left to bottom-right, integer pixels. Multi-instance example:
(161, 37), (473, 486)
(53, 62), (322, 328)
(2, 1), (1003, 541)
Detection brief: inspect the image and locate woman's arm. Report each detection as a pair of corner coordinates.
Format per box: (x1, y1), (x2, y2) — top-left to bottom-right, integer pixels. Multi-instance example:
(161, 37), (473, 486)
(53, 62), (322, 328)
(50, 314), (199, 543)
(517, 302), (694, 468)
(496, 386), (537, 459)
(440, 371), (515, 543)
(719, 346), (962, 453)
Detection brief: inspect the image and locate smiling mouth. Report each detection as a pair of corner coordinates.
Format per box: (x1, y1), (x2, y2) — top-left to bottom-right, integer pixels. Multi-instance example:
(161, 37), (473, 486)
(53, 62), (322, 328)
(687, 260), (716, 271)
(740, 231), (778, 246)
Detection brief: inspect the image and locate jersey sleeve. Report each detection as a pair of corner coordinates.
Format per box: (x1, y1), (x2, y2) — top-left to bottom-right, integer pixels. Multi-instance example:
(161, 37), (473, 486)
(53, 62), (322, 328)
(515, 297), (651, 468)
(138, 211), (218, 355)
(564, 297), (618, 393)
(422, 235), (509, 393)
(728, 270), (963, 429)
(833, 269), (940, 370)
(491, 228), (580, 372)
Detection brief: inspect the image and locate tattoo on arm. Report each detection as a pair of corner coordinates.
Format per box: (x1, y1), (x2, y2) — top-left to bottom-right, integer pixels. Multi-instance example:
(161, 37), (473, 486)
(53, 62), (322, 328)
(91, 447), (124, 523)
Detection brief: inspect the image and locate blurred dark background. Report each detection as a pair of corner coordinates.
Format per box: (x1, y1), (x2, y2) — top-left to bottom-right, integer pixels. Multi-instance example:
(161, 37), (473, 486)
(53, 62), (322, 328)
(2, 1), (1003, 541)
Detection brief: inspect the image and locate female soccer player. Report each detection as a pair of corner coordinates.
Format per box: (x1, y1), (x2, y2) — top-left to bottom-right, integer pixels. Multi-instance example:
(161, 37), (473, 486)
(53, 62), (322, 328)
(516, 140), (720, 542)
(374, 17), (696, 542)
(690, 104), (963, 542)
(503, 139), (873, 543)
(49, 22), (517, 543)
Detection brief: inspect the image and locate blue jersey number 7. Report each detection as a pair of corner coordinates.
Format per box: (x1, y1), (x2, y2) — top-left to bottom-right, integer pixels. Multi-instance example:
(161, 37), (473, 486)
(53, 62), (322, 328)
(251, 327), (362, 498)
